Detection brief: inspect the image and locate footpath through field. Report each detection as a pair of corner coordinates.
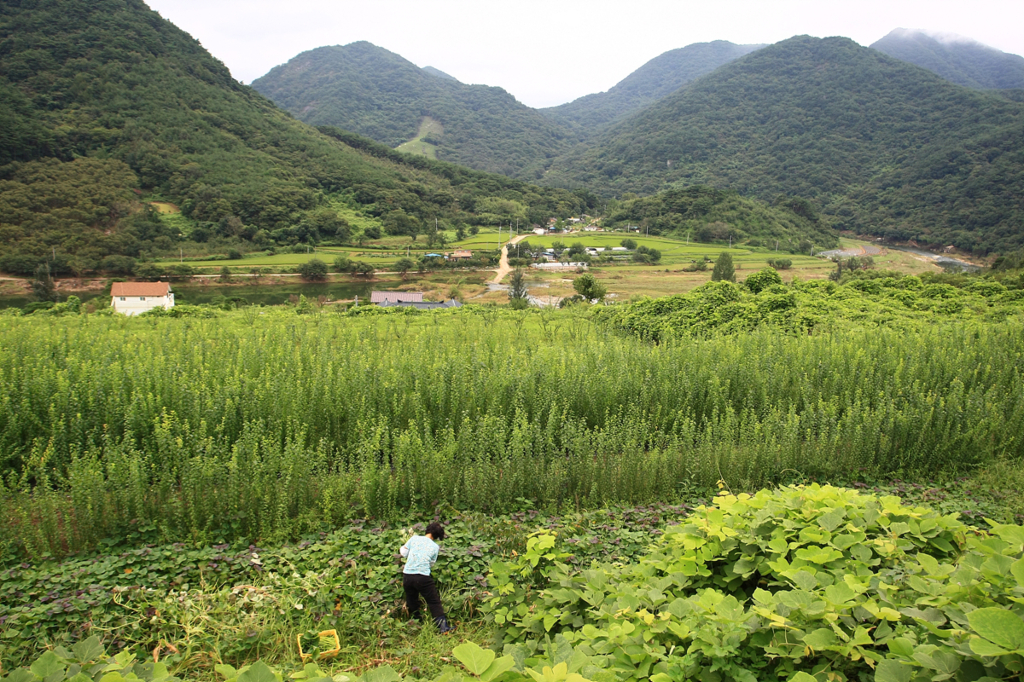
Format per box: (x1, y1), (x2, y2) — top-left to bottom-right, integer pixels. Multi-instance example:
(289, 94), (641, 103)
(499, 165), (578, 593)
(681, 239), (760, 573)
(491, 234), (528, 284)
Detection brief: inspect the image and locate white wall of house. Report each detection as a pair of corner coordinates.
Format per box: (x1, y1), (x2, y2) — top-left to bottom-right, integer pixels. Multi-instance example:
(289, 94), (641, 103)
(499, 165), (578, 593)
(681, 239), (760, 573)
(112, 293), (174, 316)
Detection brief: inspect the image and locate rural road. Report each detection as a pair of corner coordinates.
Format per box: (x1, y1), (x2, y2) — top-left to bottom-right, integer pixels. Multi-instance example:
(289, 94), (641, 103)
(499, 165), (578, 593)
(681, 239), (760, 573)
(491, 235), (528, 284)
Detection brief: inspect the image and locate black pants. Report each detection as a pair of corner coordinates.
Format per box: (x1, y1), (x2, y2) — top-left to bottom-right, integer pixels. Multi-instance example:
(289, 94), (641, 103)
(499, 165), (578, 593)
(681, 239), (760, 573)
(403, 573), (445, 622)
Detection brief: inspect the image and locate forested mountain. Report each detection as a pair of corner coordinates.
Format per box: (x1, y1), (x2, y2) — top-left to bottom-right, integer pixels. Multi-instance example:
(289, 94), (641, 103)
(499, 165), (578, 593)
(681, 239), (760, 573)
(0, 0), (591, 275)
(542, 36), (1024, 255)
(541, 41), (764, 136)
(871, 29), (1024, 90)
(251, 42), (575, 179)
(604, 186), (838, 250)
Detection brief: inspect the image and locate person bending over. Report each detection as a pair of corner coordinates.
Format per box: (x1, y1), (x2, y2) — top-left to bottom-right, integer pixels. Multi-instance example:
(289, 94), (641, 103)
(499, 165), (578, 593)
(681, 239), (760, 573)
(400, 521), (452, 633)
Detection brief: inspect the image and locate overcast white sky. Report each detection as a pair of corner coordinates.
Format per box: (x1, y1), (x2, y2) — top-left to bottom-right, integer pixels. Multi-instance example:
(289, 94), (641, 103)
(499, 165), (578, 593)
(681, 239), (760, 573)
(147, 0), (1024, 109)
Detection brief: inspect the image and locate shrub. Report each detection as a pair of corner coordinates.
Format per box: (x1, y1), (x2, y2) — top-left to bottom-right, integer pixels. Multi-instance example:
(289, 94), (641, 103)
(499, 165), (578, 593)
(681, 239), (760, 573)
(744, 267), (784, 294)
(297, 258), (328, 281)
(766, 258), (792, 270)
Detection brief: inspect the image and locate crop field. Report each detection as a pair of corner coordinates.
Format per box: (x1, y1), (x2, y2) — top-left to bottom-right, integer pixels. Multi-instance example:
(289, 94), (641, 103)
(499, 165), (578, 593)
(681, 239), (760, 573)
(3, 278), (1023, 680)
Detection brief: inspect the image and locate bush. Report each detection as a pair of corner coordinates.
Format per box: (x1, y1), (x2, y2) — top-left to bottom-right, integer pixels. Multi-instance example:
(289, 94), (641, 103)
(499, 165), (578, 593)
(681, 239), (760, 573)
(297, 258), (328, 281)
(767, 258), (792, 270)
(744, 267), (783, 294)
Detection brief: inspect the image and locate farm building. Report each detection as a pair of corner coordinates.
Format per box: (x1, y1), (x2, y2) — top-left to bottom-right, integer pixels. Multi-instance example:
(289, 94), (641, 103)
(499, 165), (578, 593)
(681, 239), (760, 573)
(531, 262), (589, 271)
(378, 299), (462, 310)
(111, 282), (174, 315)
(371, 291), (423, 305)
(448, 250), (473, 260)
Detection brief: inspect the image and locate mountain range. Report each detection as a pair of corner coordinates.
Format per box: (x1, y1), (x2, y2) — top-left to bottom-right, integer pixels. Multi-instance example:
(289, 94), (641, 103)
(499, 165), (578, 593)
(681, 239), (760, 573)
(542, 36), (1024, 253)
(2, 0), (1023, 264)
(871, 28), (1024, 91)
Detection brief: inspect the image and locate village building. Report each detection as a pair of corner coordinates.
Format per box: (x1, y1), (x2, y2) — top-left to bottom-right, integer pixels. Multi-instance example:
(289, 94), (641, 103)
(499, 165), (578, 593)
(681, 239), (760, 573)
(378, 299), (462, 310)
(111, 282), (174, 315)
(370, 291), (423, 305)
(533, 227), (547, 236)
(447, 249), (473, 260)
(531, 262), (589, 271)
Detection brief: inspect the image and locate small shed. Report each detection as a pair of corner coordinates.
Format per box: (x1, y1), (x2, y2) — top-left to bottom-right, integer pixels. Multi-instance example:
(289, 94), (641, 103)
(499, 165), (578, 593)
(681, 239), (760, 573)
(111, 282), (174, 316)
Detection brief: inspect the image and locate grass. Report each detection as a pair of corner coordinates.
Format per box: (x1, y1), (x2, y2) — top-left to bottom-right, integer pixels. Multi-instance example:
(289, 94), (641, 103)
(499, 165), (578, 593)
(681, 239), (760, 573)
(396, 117), (444, 160)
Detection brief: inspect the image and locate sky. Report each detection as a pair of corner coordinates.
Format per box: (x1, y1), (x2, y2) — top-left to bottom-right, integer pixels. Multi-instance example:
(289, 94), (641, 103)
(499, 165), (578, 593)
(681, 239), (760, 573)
(146, 0), (1024, 109)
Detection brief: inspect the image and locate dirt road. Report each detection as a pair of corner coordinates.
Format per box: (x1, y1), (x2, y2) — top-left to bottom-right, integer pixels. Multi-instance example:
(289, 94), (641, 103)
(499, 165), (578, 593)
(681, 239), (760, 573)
(491, 234), (528, 284)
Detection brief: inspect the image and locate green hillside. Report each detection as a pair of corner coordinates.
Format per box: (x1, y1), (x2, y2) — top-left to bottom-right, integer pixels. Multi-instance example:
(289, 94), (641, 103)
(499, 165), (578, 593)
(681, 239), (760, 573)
(541, 41), (763, 136)
(872, 28), (1024, 90)
(603, 185), (838, 250)
(543, 36), (1024, 255)
(250, 42), (575, 179)
(0, 0), (590, 275)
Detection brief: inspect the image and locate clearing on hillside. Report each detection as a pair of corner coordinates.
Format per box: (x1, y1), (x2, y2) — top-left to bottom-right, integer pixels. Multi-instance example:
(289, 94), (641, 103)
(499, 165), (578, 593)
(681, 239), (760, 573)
(396, 117), (444, 159)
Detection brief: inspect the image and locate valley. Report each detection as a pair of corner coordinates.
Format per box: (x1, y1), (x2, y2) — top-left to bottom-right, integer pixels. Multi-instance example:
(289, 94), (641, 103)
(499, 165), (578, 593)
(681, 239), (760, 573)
(2, 2), (1024, 681)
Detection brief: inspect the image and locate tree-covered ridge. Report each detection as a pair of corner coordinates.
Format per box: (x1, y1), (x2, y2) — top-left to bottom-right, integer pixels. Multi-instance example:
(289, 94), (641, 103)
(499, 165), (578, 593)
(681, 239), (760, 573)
(0, 0), (590, 272)
(250, 41), (576, 179)
(541, 40), (764, 136)
(872, 28), (1024, 90)
(602, 186), (837, 249)
(542, 36), (1024, 255)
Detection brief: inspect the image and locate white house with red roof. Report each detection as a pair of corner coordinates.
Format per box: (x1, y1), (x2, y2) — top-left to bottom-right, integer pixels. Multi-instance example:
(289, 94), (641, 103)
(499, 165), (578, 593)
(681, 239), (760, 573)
(110, 282), (174, 315)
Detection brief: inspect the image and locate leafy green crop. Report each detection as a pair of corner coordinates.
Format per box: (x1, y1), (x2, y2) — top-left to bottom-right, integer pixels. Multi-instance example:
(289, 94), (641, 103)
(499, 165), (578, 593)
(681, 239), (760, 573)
(485, 485), (1024, 682)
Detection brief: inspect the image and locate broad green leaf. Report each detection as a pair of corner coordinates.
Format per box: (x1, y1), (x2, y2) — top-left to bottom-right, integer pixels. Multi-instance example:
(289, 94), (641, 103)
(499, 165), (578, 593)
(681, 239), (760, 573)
(480, 656), (516, 682)
(912, 650), (959, 677)
(6, 670), (38, 682)
(217, 664), (239, 679)
(992, 524), (1024, 549)
(875, 659), (912, 682)
(787, 570), (818, 591)
(790, 674), (817, 682)
(99, 674), (126, 682)
(72, 637), (105, 663)
(67, 674), (94, 682)
(887, 637), (915, 658)
(969, 637), (1010, 657)
(453, 642), (496, 677)
(31, 652), (66, 680)
(362, 667), (401, 682)
(238, 661), (280, 682)
(824, 582), (856, 605)
(967, 607), (1024, 652)
(151, 662), (171, 681)
(817, 508), (846, 532)
(803, 628), (836, 649)
(1012, 558), (1024, 588)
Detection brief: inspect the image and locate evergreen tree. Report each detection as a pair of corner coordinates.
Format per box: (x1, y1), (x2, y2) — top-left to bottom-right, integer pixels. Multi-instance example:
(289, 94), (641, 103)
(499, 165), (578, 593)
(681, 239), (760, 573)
(31, 264), (58, 302)
(711, 252), (736, 282)
(508, 268), (529, 309)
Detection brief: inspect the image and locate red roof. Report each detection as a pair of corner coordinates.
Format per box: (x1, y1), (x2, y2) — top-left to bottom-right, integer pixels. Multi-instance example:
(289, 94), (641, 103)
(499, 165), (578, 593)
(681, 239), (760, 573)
(370, 291), (423, 304)
(111, 282), (171, 297)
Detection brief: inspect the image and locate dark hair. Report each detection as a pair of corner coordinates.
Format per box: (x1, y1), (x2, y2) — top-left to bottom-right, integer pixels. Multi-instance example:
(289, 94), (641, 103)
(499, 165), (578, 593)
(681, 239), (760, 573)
(425, 521), (445, 540)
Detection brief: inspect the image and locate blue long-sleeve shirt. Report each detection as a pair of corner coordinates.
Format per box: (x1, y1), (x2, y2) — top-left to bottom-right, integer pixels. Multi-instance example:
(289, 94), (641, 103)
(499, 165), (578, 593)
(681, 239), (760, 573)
(400, 535), (439, 576)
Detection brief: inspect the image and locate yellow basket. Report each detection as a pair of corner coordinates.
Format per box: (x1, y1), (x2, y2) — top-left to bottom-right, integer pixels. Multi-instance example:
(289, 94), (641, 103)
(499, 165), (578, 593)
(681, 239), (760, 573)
(297, 629), (341, 662)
